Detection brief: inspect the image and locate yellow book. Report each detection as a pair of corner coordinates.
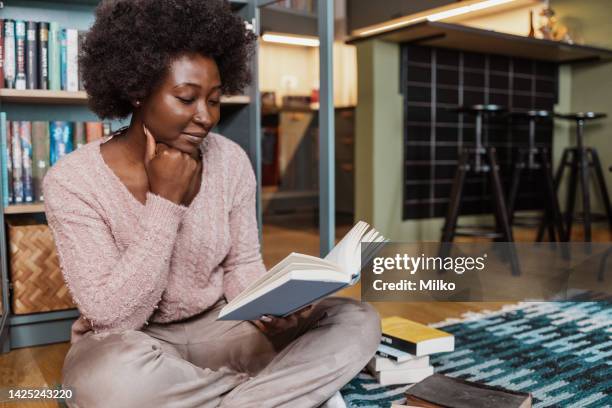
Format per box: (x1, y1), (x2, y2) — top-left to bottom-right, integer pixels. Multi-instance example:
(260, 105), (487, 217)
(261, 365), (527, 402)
(381, 316), (454, 356)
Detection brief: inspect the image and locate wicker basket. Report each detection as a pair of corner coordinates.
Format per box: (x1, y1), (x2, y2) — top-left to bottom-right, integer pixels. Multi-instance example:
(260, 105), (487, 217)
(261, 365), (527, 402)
(7, 218), (75, 315)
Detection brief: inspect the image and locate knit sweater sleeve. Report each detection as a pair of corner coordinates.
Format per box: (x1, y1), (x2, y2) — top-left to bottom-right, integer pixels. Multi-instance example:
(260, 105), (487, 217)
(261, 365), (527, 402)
(43, 173), (187, 332)
(222, 149), (267, 302)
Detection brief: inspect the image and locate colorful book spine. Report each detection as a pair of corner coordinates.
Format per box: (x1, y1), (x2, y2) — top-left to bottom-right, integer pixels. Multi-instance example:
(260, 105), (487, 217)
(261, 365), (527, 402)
(74, 122), (86, 148)
(38, 22), (50, 90)
(11, 121), (23, 203)
(0, 113), (8, 208)
(7, 121), (13, 203)
(20, 121), (34, 202)
(15, 20), (27, 90)
(66, 29), (79, 92)
(85, 121), (103, 143)
(31, 121), (50, 202)
(4, 20), (16, 88)
(49, 22), (60, 91)
(59, 28), (67, 91)
(50, 121), (73, 166)
(77, 30), (86, 91)
(26, 21), (38, 89)
(0, 20), (5, 88)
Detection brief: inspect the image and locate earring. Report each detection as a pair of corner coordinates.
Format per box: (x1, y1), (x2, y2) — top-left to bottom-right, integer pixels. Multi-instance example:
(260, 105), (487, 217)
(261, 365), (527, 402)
(135, 100), (141, 107)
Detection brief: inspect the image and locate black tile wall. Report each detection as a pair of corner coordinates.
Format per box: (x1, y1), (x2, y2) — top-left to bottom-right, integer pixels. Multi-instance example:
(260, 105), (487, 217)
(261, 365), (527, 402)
(401, 44), (559, 220)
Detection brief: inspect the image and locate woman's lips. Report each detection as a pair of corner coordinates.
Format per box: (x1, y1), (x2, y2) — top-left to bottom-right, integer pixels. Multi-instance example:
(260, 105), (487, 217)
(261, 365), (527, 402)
(182, 132), (206, 144)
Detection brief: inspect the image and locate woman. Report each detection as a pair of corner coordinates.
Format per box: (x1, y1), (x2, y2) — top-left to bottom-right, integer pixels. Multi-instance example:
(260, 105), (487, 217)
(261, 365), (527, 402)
(43, 1), (381, 407)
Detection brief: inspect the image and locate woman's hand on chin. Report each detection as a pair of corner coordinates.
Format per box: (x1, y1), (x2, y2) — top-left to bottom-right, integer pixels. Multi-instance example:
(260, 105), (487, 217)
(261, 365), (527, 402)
(250, 305), (314, 336)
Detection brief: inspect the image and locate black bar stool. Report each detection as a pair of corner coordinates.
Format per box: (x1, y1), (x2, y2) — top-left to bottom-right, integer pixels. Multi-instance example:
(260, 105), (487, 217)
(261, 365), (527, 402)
(508, 110), (565, 242)
(541, 112), (612, 242)
(440, 104), (520, 275)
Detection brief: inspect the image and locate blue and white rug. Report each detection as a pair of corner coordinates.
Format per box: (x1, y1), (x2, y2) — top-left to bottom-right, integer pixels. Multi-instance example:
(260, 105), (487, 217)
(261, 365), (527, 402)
(341, 299), (612, 408)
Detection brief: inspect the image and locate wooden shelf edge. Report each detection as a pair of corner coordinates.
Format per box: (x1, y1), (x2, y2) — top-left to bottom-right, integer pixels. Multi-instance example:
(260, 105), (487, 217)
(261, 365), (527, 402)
(0, 89), (251, 105)
(4, 203), (46, 215)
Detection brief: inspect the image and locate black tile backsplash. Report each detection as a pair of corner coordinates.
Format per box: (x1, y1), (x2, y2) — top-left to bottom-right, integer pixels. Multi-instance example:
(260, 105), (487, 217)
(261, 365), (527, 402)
(401, 44), (559, 220)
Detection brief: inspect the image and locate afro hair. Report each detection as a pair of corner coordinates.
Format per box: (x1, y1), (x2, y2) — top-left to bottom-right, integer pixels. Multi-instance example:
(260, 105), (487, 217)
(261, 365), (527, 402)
(80, 0), (256, 119)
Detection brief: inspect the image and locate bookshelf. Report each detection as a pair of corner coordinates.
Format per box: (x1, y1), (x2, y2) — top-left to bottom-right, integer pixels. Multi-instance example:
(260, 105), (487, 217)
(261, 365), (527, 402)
(0, 0), (261, 353)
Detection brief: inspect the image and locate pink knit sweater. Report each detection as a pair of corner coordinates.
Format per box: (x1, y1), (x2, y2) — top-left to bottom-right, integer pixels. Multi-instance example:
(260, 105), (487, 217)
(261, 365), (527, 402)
(43, 132), (266, 343)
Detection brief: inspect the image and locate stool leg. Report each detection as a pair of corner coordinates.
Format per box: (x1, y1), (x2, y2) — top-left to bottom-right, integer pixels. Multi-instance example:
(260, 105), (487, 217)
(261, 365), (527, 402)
(538, 148), (570, 242)
(589, 148), (612, 230)
(577, 146), (592, 242)
(541, 148), (566, 242)
(508, 149), (527, 225)
(565, 150), (579, 241)
(441, 151), (469, 243)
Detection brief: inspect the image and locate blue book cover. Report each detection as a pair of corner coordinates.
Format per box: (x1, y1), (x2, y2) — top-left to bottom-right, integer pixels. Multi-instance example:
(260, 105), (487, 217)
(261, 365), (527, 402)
(50, 121), (73, 166)
(20, 121), (34, 203)
(59, 28), (67, 91)
(15, 20), (27, 90)
(0, 113), (9, 207)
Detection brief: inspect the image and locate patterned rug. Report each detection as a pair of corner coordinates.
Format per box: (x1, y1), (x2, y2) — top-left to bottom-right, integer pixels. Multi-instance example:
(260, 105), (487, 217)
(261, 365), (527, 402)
(341, 298), (612, 408)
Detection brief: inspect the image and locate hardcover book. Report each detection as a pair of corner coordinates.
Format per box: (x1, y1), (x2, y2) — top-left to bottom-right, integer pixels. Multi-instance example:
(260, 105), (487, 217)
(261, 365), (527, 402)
(66, 29), (79, 91)
(4, 20), (16, 88)
(0, 113), (9, 207)
(50, 121), (73, 165)
(11, 121), (24, 203)
(218, 221), (387, 321)
(404, 374), (532, 408)
(32, 121), (50, 202)
(19, 121), (34, 202)
(26, 21), (38, 89)
(49, 22), (61, 91)
(15, 20), (26, 90)
(38, 22), (50, 89)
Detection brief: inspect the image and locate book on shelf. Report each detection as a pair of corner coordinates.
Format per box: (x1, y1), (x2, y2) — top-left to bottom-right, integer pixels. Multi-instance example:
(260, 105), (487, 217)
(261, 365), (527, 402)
(404, 374), (532, 408)
(49, 22), (61, 91)
(11, 121), (24, 203)
(38, 22), (50, 90)
(26, 21), (38, 90)
(20, 121), (34, 202)
(32, 121), (50, 202)
(15, 20), (27, 90)
(3, 20), (16, 88)
(1, 119), (111, 205)
(217, 220), (387, 321)
(2, 18), (82, 91)
(50, 121), (73, 166)
(0, 20), (5, 88)
(368, 354), (430, 372)
(381, 316), (455, 356)
(0, 112), (8, 207)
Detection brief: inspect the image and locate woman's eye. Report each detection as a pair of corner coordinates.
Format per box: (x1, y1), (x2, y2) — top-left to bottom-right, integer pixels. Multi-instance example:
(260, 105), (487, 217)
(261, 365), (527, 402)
(177, 96), (194, 104)
(209, 100), (220, 106)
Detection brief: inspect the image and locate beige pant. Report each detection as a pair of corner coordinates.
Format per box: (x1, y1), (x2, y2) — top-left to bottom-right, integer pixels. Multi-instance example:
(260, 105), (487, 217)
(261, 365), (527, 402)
(62, 297), (381, 408)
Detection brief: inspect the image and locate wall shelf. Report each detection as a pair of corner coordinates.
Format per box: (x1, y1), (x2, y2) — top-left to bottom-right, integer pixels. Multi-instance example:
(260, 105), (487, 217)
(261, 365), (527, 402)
(0, 89), (251, 105)
(4, 203), (46, 215)
(348, 21), (612, 64)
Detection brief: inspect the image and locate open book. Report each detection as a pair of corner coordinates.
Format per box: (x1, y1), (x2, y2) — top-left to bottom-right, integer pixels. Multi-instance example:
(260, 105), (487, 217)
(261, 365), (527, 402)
(217, 221), (387, 321)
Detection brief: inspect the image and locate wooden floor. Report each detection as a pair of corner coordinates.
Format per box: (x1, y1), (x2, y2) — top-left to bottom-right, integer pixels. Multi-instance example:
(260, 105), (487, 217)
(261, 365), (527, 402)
(0, 217), (609, 408)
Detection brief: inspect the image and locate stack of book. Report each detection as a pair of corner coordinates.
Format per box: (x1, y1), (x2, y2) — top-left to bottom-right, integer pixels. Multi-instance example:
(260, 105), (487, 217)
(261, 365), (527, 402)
(369, 316), (455, 386)
(1, 19), (86, 91)
(0, 114), (111, 205)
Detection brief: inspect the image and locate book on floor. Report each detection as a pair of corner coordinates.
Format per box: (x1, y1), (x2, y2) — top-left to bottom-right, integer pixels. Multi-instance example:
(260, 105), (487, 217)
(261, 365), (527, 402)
(217, 221), (387, 321)
(404, 374), (532, 408)
(375, 365), (434, 386)
(376, 343), (420, 363)
(381, 316), (454, 356)
(368, 354), (430, 373)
